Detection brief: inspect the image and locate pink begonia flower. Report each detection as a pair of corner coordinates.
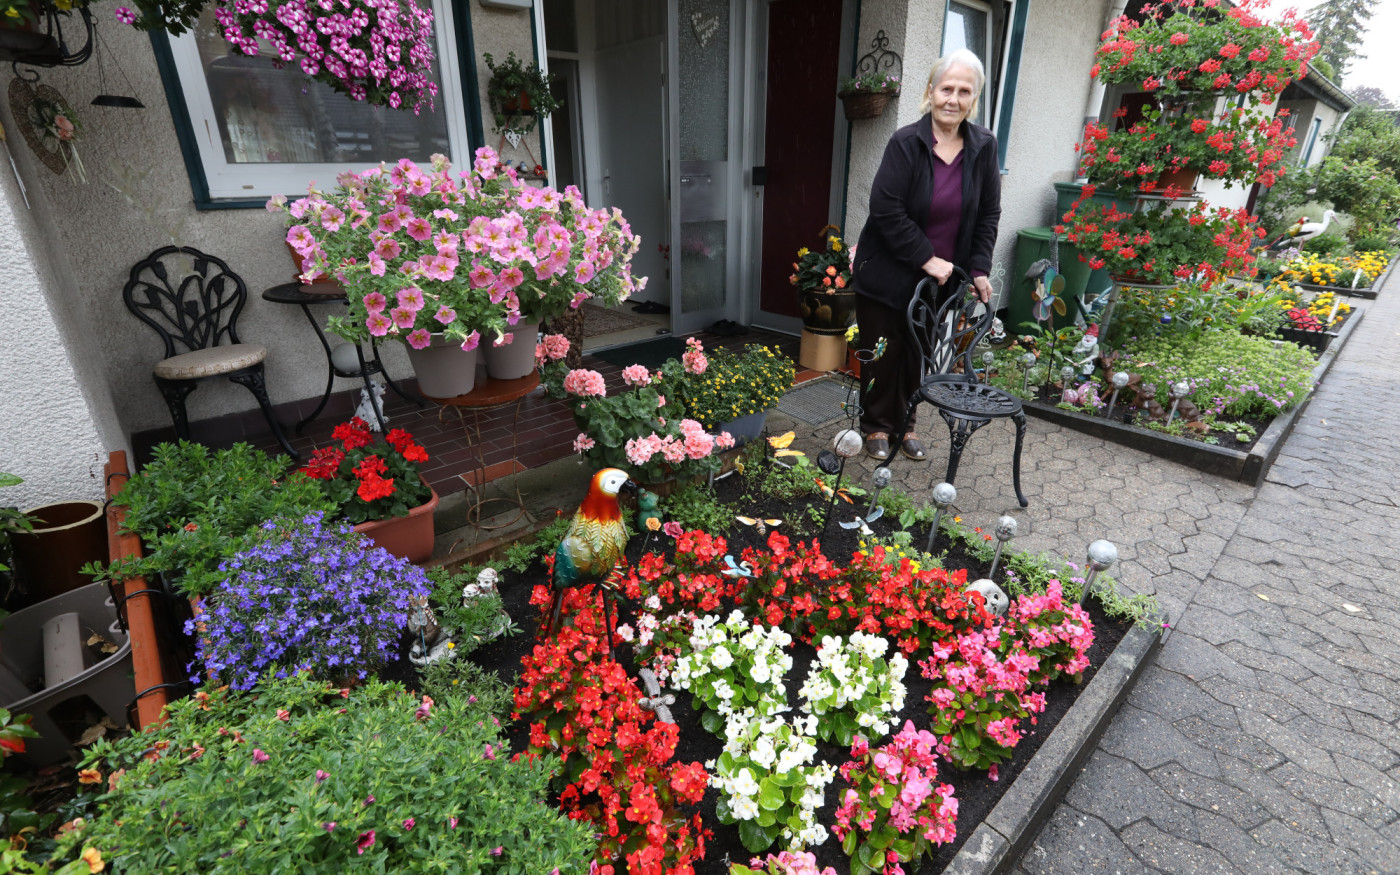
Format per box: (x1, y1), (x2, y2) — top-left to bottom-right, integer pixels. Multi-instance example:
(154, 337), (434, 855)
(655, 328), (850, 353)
(434, 306), (456, 324)
(362, 291), (388, 313)
(459, 330), (481, 352)
(621, 364), (650, 387)
(366, 312), (393, 337)
(407, 329), (432, 350)
(573, 434), (595, 453)
(390, 306), (416, 329)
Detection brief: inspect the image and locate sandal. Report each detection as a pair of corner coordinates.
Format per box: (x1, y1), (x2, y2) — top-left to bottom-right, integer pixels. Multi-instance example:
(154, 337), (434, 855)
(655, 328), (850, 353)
(865, 432), (890, 461)
(901, 434), (928, 461)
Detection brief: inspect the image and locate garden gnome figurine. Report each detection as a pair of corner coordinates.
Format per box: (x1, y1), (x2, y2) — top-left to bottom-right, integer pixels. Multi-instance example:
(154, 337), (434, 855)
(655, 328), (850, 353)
(547, 468), (638, 655)
(407, 596), (454, 666)
(965, 579), (1009, 617)
(638, 489), (662, 532)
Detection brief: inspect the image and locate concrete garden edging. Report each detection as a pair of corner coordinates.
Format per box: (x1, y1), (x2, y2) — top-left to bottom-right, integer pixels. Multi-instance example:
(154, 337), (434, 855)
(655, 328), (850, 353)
(1023, 308), (1364, 486)
(942, 620), (1164, 873)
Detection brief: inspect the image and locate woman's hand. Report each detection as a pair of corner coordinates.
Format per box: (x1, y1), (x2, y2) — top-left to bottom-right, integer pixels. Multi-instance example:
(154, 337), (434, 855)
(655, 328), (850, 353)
(973, 275), (993, 304)
(920, 255), (954, 284)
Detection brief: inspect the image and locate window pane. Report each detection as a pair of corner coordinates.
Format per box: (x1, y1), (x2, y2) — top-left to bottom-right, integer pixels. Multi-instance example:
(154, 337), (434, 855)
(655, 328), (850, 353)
(193, 6), (450, 165)
(945, 1), (989, 126)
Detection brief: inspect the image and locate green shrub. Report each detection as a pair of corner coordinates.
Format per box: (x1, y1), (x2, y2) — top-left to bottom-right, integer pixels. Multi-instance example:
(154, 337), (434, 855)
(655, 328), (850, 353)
(1118, 330), (1315, 418)
(57, 674), (593, 873)
(1303, 233), (1347, 256)
(87, 442), (333, 598)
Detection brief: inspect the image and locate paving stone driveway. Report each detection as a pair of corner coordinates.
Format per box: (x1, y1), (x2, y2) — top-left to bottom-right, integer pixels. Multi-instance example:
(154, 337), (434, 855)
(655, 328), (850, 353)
(775, 267), (1400, 874)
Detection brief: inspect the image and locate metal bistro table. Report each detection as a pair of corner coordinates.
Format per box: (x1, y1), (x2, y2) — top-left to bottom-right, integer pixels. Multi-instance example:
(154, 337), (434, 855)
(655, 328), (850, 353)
(261, 282), (425, 433)
(425, 372), (539, 529)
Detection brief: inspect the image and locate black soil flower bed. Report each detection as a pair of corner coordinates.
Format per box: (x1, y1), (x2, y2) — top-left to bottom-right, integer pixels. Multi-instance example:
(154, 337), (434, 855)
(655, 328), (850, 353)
(455, 467), (1132, 874)
(1027, 384), (1274, 453)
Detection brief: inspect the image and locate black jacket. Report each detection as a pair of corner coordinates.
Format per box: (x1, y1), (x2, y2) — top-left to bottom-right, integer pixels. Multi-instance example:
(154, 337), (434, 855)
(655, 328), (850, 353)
(852, 115), (1002, 309)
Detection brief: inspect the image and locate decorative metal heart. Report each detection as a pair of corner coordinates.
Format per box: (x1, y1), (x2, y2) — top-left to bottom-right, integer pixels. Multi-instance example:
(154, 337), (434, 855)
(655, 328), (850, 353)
(7, 78), (71, 176)
(690, 11), (720, 48)
(503, 129), (522, 150)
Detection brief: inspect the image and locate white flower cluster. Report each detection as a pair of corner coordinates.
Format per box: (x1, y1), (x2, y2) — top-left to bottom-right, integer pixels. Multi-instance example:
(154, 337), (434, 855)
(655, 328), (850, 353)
(710, 710), (836, 849)
(797, 631), (908, 744)
(671, 610), (793, 717)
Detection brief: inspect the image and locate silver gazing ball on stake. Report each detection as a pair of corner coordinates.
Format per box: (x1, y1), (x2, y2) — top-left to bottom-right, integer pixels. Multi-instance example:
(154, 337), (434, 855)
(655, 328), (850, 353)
(866, 465), (893, 519)
(1020, 352), (1036, 397)
(1061, 366), (1076, 402)
(981, 350), (996, 383)
(987, 514), (1018, 580)
(1166, 380), (1190, 425)
(833, 427), (863, 459)
(925, 482), (957, 554)
(1106, 370), (1130, 419)
(1078, 539), (1118, 608)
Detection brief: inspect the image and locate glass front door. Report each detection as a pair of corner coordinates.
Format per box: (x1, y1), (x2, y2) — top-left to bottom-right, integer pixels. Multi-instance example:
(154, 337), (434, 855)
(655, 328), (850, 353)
(668, 0), (739, 334)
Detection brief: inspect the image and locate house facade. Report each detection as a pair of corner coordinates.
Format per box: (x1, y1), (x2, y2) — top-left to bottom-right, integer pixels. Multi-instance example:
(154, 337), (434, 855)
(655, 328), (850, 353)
(0, 0), (1195, 505)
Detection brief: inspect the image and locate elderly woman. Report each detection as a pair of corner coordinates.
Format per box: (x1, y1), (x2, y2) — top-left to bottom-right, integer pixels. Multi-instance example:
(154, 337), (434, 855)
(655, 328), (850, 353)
(851, 48), (1002, 461)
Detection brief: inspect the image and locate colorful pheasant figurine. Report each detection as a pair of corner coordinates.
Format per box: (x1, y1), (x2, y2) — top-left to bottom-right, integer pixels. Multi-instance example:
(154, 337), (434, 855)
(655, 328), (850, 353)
(546, 467), (638, 652)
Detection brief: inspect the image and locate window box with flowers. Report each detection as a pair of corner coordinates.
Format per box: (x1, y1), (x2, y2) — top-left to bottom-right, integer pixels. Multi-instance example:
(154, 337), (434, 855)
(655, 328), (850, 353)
(298, 418), (439, 563)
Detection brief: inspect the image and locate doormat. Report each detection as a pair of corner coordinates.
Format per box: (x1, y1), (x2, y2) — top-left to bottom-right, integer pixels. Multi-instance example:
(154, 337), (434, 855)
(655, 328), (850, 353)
(776, 378), (854, 426)
(590, 336), (686, 370)
(581, 303), (653, 338)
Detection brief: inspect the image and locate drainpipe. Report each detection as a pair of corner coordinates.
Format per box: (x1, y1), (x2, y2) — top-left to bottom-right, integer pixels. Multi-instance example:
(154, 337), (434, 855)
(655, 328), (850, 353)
(1074, 0), (1130, 183)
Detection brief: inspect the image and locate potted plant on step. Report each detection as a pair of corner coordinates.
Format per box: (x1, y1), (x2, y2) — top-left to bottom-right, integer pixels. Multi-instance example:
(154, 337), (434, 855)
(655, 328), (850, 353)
(676, 343), (795, 443)
(298, 418), (439, 563)
(484, 51), (561, 133)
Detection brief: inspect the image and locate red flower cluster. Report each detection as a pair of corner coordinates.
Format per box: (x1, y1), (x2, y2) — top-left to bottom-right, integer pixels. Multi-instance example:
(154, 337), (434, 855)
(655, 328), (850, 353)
(297, 418), (433, 524)
(514, 585), (710, 875)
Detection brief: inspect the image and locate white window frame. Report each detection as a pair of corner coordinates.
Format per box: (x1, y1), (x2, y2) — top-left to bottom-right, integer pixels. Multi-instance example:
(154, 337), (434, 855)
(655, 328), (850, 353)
(1301, 117), (1322, 166)
(165, 0), (472, 200)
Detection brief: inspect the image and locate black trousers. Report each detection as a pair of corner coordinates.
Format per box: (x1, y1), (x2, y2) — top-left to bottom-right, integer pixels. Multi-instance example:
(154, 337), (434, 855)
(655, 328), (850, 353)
(856, 293), (920, 436)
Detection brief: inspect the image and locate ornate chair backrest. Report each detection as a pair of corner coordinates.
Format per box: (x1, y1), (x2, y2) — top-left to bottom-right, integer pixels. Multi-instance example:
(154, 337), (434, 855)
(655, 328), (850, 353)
(122, 246), (248, 359)
(905, 268), (993, 381)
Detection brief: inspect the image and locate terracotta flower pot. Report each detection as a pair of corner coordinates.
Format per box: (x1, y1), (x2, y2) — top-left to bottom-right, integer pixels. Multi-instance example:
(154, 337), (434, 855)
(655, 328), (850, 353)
(354, 478), (439, 564)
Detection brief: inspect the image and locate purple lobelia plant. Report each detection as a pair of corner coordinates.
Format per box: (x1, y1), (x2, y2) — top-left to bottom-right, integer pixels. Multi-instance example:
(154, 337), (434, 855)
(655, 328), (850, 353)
(187, 512), (431, 690)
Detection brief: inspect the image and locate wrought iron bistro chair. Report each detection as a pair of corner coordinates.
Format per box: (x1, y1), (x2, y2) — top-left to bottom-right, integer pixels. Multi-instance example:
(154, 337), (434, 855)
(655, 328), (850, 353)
(122, 246), (299, 458)
(878, 270), (1029, 507)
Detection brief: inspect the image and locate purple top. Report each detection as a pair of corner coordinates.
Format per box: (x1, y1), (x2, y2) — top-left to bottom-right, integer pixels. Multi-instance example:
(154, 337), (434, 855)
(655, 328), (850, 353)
(924, 146), (963, 263)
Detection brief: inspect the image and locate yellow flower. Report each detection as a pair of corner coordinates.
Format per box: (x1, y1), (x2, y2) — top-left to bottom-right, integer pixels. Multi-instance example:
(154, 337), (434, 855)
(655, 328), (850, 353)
(646, 517), (661, 531)
(797, 247), (810, 257)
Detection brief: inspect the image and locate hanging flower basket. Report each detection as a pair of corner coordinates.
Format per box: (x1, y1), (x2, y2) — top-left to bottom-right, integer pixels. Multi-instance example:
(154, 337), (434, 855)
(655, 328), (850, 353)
(838, 88), (897, 121)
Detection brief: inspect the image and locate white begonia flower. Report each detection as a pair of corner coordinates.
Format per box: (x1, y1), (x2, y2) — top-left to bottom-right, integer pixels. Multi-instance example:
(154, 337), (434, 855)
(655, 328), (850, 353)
(799, 823), (830, 847)
(726, 609), (746, 625)
(857, 711), (877, 728)
(750, 662), (771, 685)
(711, 645), (734, 670)
(801, 788), (824, 810)
(751, 736), (777, 767)
(731, 794), (760, 821)
(645, 595), (661, 611)
(732, 768), (760, 797)
(776, 749), (804, 774)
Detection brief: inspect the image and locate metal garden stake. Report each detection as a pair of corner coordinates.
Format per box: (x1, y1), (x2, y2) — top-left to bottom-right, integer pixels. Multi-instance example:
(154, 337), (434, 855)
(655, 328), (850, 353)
(988, 515), (1018, 580)
(1166, 380), (1189, 425)
(1078, 539), (1118, 607)
(1061, 366), (1076, 402)
(866, 465), (893, 519)
(926, 482), (957, 554)
(981, 350), (995, 383)
(1106, 370), (1130, 419)
(1020, 352), (1036, 397)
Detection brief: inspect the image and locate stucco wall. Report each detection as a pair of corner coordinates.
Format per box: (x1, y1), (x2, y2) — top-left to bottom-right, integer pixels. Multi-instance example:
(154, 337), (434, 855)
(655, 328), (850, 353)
(0, 172), (122, 506)
(0, 5), (533, 442)
(843, 0), (1110, 307)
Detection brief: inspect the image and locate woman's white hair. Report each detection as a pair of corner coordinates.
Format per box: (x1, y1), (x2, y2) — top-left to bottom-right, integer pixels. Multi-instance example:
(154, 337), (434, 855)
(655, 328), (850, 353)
(919, 48), (986, 118)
